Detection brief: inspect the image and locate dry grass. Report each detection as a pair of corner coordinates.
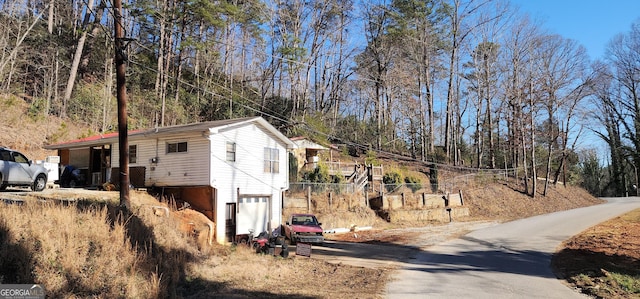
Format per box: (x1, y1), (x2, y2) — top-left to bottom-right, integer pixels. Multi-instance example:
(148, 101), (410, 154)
(553, 208), (640, 298)
(0, 200), (161, 298)
(462, 180), (604, 221)
(186, 246), (386, 298)
(0, 192), (387, 298)
(0, 94), (89, 159)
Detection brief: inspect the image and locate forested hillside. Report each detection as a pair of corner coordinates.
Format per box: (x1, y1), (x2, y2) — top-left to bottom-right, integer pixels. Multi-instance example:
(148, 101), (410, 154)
(1, 0), (639, 197)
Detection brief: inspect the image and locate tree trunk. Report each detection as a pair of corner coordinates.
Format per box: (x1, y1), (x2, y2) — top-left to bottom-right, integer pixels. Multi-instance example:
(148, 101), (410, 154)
(62, 0), (96, 118)
(529, 87), (537, 198)
(48, 0), (54, 34)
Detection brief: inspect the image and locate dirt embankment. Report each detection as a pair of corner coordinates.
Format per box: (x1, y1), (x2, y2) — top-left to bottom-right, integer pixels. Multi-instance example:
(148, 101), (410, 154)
(553, 208), (640, 298)
(327, 182), (603, 243)
(463, 182), (604, 221)
(0, 95), (88, 159)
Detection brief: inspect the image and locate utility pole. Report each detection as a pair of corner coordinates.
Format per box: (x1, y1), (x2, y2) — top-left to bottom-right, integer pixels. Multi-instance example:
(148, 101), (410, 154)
(114, 0), (130, 210)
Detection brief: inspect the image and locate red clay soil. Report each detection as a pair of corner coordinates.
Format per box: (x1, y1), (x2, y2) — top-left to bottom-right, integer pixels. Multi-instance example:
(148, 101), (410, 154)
(553, 209), (640, 299)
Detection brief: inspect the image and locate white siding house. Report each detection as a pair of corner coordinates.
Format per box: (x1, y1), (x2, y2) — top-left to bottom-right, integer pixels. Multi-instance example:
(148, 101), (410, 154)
(45, 117), (296, 244)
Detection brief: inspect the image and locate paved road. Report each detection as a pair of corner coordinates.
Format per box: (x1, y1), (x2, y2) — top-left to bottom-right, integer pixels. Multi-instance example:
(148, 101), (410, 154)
(386, 197), (640, 299)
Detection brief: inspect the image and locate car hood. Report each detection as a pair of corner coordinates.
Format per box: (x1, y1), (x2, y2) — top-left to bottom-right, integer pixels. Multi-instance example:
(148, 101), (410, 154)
(290, 224), (323, 233)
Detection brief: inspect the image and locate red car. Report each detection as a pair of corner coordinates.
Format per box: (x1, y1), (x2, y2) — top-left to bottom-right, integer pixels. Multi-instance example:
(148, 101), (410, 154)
(283, 213), (324, 245)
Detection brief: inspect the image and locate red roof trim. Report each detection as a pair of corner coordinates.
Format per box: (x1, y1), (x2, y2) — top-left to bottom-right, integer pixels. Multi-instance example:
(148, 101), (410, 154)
(48, 131), (140, 146)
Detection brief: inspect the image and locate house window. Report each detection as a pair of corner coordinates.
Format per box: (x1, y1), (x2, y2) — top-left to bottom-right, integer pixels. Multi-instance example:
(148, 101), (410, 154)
(129, 145), (137, 164)
(167, 141), (187, 154)
(263, 147), (279, 173)
(226, 142), (236, 162)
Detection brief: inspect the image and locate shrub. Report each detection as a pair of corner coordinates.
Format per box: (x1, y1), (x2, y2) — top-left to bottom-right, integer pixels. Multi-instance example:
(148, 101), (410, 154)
(365, 150), (380, 166)
(289, 153), (298, 182)
(383, 171), (402, 193)
(302, 163), (331, 183)
(404, 175), (422, 193)
(300, 162), (330, 193)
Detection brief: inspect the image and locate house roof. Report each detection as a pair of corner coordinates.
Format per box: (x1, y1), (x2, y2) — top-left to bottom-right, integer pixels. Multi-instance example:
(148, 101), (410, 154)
(290, 137), (328, 150)
(45, 117), (296, 150)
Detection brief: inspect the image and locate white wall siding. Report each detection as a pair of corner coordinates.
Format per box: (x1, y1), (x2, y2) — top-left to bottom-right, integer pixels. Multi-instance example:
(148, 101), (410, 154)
(106, 119), (290, 244)
(112, 133), (211, 186)
(211, 123), (288, 196)
(210, 123), (288, 242)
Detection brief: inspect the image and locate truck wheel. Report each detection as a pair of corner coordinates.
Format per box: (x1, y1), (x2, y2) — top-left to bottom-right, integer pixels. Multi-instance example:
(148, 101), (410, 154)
(33, 174), (46, 192)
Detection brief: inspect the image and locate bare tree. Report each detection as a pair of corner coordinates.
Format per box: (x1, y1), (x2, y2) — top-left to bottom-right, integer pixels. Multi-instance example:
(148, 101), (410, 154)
(441, 0), (495, 163)
(357, 2), (395, 150)
(62, 0), (106, 118)
(501, 15), (542, 196)
(534, 35), (588, 196)
(597, 21), (640, 196)
(0, 4), (45, 91)
(388, 0), (446, 160)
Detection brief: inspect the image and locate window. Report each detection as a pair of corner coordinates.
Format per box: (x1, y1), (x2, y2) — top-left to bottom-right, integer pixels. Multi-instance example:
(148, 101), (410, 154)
(226, 142), (236, 162)
(129, 145), (137, 163)
(263, 147), (279, 173)
(0, 150), (10, 161)
(167, 141), (187, 154)
(13, 152), (28, 163)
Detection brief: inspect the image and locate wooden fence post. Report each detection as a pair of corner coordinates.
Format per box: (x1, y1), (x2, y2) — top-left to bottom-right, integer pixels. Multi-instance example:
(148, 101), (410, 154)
(329, 192), (333, 208)
(365, 190), (369, 207)
(307, 186), (311, 213)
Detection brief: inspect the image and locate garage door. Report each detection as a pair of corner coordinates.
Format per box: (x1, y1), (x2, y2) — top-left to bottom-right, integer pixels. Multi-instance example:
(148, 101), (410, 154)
(236, 196), (270, 235)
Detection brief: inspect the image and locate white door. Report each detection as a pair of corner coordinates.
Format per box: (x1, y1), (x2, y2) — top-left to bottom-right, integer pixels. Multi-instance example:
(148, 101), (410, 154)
(236, 196), (270, 235)
(7, 152), (33, 182)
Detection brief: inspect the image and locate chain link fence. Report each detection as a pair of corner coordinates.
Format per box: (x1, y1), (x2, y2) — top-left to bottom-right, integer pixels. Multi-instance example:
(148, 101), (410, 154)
(288, 182), (359, 195)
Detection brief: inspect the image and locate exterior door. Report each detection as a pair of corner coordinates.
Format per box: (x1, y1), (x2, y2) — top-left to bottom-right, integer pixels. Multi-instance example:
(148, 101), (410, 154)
(236, 196), (270, 236)
(7, 152), (33, 182)
(225, 203), (236, 243)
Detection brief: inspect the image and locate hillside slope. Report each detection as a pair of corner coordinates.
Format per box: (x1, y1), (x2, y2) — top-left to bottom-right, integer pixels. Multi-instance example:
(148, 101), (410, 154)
(464, 181), (603, 221)
(0, 94), (89, 159)
(2, 93), (603, 222)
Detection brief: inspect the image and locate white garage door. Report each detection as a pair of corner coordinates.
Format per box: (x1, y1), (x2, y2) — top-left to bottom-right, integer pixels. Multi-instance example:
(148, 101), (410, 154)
(236, 196), (270, 235)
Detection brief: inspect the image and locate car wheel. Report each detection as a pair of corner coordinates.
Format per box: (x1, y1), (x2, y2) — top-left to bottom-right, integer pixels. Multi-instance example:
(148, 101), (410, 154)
(33, 174), (47, 192)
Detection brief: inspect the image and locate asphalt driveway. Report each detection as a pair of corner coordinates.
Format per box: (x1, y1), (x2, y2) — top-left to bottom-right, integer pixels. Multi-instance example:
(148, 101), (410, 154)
(385, 197), (640, 298)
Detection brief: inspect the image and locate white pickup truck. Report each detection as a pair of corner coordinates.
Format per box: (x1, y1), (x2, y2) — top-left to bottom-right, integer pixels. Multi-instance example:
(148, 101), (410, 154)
(0, 147), (48, 191)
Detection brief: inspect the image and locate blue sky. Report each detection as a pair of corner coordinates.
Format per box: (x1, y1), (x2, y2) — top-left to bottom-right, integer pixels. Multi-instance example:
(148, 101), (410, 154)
(511, 0), (640, 59)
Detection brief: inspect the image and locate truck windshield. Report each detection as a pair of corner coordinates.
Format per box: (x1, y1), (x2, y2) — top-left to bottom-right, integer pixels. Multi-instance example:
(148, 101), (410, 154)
(292, 216), (317, 225)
